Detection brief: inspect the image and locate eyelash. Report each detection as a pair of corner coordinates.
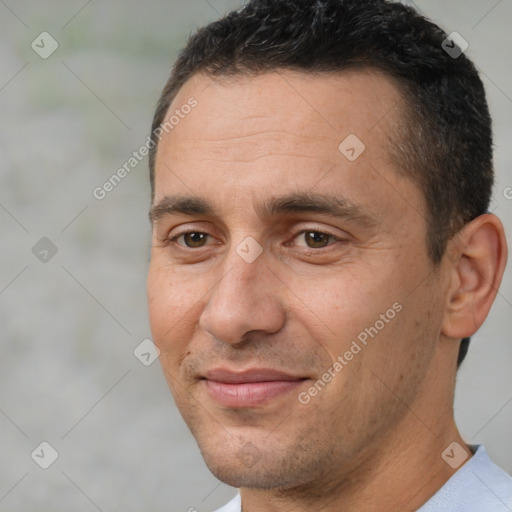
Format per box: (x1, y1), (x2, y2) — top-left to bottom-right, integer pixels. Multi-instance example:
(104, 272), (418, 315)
(169, 231), (217, 248)
(168, 229), (343, 250)
(288, 230), (342, 250)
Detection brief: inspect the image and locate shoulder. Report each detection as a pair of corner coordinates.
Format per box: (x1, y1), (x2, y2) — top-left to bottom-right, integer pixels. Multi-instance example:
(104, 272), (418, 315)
(212, 493), (241, 512)
(418, 445), (512, 512)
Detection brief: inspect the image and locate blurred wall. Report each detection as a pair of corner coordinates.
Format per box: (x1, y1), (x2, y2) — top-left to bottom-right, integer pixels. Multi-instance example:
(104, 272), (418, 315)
(0, 1), (510, 510)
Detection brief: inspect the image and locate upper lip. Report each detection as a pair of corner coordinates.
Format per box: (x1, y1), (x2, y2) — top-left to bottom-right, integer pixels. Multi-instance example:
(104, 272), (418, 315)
(203, 368), (307, 384)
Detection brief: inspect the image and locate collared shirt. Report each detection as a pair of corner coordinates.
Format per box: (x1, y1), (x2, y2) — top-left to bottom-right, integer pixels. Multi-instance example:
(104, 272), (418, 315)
(213, 445), (512, 512)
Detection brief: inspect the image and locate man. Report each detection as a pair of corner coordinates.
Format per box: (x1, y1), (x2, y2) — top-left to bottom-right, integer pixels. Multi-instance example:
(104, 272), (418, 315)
(146, 0), (511, 510)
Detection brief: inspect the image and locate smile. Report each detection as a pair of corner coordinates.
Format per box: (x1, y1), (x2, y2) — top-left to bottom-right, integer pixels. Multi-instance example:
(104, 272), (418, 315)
(202, 368), (308, 408)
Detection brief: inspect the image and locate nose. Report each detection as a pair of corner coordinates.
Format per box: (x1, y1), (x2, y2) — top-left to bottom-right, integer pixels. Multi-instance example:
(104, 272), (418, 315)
(199, 250), (286, 345)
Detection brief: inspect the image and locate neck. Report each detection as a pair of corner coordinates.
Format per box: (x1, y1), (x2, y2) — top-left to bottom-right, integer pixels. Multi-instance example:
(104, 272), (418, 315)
(239, 350), (469, 512)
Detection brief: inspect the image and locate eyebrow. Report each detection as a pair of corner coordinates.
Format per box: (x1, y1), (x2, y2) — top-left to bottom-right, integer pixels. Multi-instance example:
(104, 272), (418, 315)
(149, 192), (378, 227)
(149, 195), (213, 223)
(258, 192), (377, 226)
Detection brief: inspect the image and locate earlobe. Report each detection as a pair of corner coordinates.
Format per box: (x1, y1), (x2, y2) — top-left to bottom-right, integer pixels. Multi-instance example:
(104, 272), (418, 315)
(442, 213), (508, 339)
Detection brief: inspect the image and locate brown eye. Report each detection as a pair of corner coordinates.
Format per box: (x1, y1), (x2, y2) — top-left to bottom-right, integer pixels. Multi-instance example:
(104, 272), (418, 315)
(303, 231), (333, 248)
(180, 232), (209, 248)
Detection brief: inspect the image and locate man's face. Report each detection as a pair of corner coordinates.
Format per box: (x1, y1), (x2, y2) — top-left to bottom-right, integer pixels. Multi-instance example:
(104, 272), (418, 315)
(147, 70), (447, 489)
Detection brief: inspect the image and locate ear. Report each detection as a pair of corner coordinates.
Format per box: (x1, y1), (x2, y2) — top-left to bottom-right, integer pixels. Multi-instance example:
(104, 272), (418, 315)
(442, 213), (508, 339)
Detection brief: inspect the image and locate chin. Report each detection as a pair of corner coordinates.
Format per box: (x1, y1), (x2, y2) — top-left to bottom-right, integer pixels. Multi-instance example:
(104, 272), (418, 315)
(202, 454), (294, 490)
(198, 437), (329, 491)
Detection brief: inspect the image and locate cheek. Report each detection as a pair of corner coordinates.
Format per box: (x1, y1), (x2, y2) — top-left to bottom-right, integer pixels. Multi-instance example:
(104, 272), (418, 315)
(147, 261), (204, 359)
(291, 259), (426, 390)
(288, 266), (395, 348)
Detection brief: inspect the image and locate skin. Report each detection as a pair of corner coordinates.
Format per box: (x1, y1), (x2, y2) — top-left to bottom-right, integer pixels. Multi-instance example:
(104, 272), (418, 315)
(147, 69), (507, 511)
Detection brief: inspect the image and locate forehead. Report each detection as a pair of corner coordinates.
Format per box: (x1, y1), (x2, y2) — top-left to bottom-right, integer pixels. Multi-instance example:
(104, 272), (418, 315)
(153, 69), (421, 225)
(157, 69), (403, 166)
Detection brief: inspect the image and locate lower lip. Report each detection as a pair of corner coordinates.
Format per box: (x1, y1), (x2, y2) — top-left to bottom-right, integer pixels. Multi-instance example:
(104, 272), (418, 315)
(204, 379), (306, 408)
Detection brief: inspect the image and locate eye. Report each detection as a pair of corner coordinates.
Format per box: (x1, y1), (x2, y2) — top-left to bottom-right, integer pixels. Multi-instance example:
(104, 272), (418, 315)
(173, 232), (211, 248)
(293, 230), (338, 249)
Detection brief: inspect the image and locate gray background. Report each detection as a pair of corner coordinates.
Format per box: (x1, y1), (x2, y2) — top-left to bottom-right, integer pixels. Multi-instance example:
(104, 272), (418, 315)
(0, 1), (510, 510)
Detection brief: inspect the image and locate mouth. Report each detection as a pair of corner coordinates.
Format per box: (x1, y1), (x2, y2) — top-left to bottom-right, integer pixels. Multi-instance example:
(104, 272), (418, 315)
(201, 368), (309, 408)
